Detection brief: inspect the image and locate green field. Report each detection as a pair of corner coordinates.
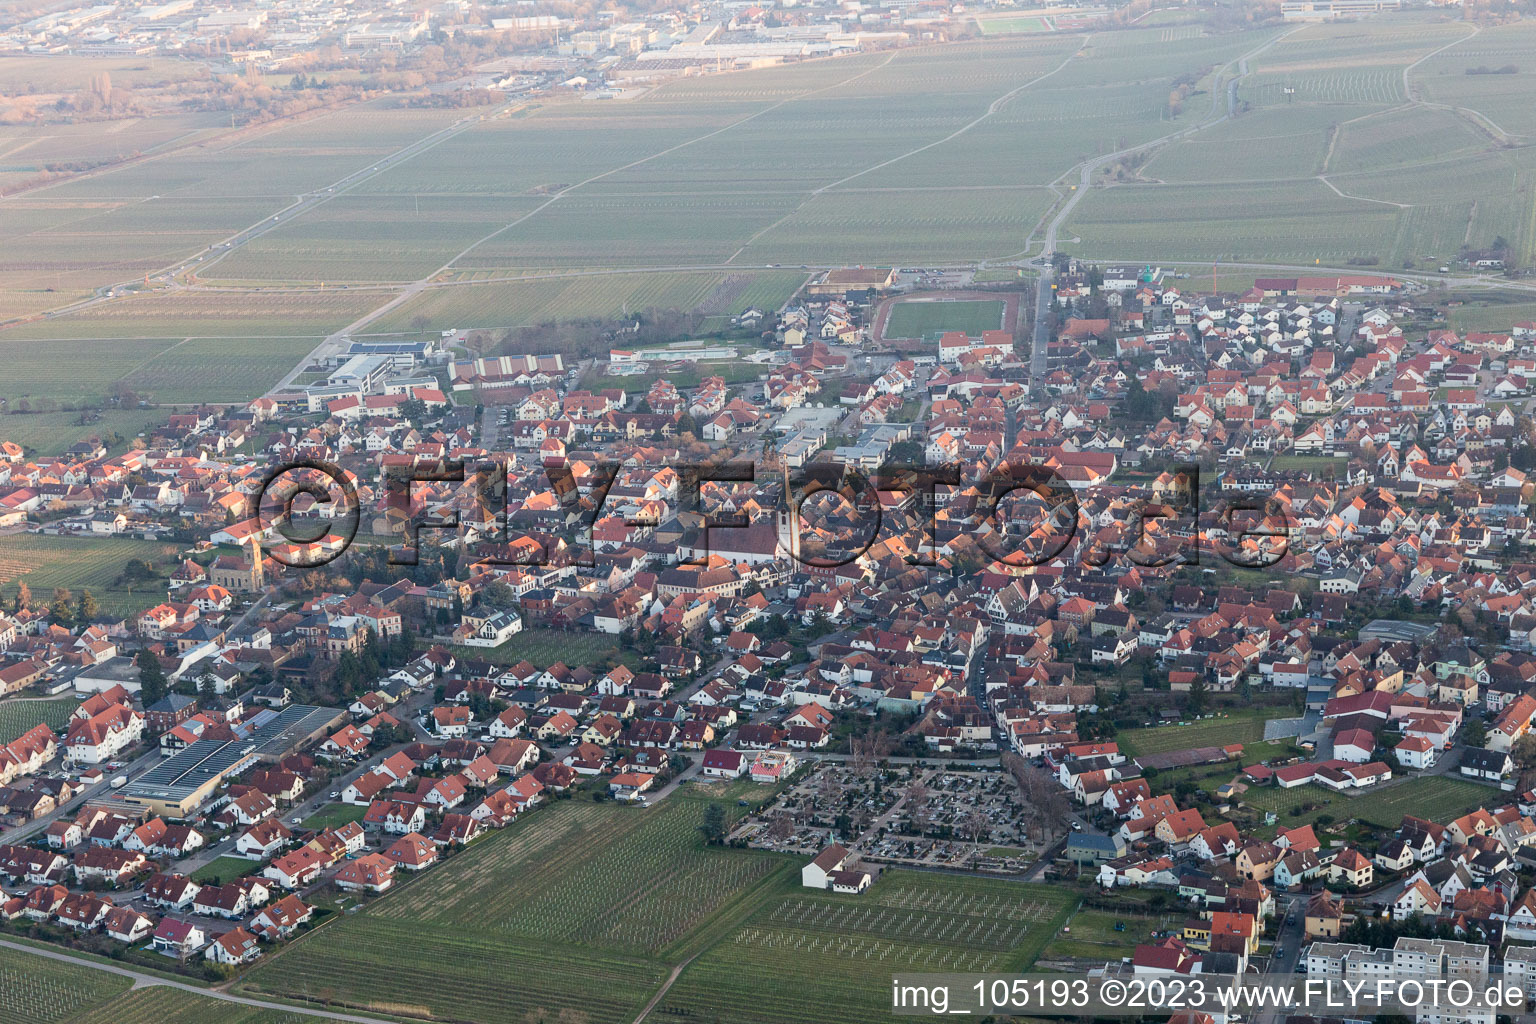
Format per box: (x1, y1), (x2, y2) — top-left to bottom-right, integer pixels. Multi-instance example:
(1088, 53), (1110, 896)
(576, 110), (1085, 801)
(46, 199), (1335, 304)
(978, 15), (1052, 35)
(192, 855), (267, 884)
(371, 270), (806, 334)
(0, 534), (182, 619)
(1244, 775), (1494, 832)
(1116, 708), (1279, 758)
(1447, 296), (1536, 332)
(0, 697), (76, 745)
(440, 627), (636, 670)
(884, 299), (1007, 339)
(655, 872), (1078, 1024)
(301, 803), (367, 830)
(1040, 904), (1174, 962)
(2, 16), (1525, 393)
(245, 788), (1076, 1024)
(58, 985), (314, 1024)
(1063, 16), (1536, 267)
(244, 794), (785, 1023)
(0, 408), (170, 458)
(0, 944), (131, 1024)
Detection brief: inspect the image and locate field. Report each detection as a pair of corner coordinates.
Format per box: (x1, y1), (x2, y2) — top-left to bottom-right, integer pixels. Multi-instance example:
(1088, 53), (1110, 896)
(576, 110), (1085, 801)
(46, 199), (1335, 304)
(1062, 16), (1536, 268)
(977, 15), (1052, 35)
(246, 784), (1078, 1024)
(0, 697), (77, 745)
(1447, 296), (1536, 332)
(0, 945), (130, 1024)
(371, 270), (806, 334)
(244, 794), (786, 1023)
(1039, 903), (1174, 962)
(441, 627), (637, 670)
(654, 872), (1078, 1024)
(0, 534), (182, 619)
(57, 985), (315, 1024)
(192, 855), (267, 884)
(1243, 775), (1494, 832)
(301, 803), (367, 830)
(1115, 708), (1279, 758)
(0, 408), (170, 458)
(883, 299), (1006, 339)
(2, 16), (1527, 396)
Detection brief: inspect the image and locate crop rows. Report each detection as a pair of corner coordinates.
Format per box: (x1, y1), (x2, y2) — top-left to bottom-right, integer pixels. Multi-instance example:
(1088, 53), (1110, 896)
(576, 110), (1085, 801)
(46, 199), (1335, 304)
(0, 948), (130, 1024)
(373, 272), (739, 333)
(122, 336), (322, 403)
(0, 697), (75, 746)
(656, 874), (1077, 1024)
(65, 986), (311, 1024)
(764, 896), (1032, 949)
(245, 918), (665, 1024)
(375, 798), (779, 954)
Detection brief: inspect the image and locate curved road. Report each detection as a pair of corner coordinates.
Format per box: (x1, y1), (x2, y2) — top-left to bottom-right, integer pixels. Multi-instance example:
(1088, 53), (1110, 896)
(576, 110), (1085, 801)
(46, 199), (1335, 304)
(1020, 26), (1304, 385)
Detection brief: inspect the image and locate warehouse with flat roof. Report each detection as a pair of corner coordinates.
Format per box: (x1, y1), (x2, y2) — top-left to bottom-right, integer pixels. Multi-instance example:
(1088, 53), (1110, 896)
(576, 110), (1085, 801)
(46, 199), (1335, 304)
(116, 704), (344, 817)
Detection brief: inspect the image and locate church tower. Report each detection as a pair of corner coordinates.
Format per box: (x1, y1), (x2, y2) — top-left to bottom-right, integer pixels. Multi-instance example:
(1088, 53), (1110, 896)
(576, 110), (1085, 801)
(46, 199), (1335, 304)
(247, 534), (265, 594)
(777, 464), (801, 561)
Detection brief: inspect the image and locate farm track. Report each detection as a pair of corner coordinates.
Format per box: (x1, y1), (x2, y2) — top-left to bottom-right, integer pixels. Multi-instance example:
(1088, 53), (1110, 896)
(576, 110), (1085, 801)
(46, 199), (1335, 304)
(268, 49), (920, 393)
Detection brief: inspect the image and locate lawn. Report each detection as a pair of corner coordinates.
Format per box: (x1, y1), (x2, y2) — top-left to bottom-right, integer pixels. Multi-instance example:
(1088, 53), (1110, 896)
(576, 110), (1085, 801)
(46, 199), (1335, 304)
(884, 299), (1006, 340)
(0, 696), (77, 745)
(1270, 454), (1348, 475)
(1243, 775), (1494, 832)
(438, 627), (637, 671)
(302, 803), (367, 830)
(191, 855), (265, 884)
(1040, 905), (1174, 962)
(1116, 708), (1279, 758)
(0, 944), (131, 1024)
(0, 534), (183, 619)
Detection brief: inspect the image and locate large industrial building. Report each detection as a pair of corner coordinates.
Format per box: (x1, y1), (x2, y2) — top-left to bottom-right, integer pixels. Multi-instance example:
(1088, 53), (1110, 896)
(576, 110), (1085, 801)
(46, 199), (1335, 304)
(116, 705), (344, 817)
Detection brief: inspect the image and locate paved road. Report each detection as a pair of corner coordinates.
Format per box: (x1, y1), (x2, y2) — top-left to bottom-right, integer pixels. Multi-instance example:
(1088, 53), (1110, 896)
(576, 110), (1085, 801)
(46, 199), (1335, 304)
(1253, 897), (1307, 1024)
(0, 743), (164, 845)
(0, 937), (398, 1024)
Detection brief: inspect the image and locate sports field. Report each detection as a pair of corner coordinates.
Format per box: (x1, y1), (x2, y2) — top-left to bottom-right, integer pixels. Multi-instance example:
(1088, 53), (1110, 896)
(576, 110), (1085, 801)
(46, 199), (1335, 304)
(884, 299), (1006, 339)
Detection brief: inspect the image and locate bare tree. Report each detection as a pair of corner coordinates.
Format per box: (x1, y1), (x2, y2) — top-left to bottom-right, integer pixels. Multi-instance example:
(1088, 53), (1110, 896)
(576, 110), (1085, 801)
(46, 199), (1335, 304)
(906, 779), (931, 836)
(963, 807), (990, 863)
(767, 813), (794, 843)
